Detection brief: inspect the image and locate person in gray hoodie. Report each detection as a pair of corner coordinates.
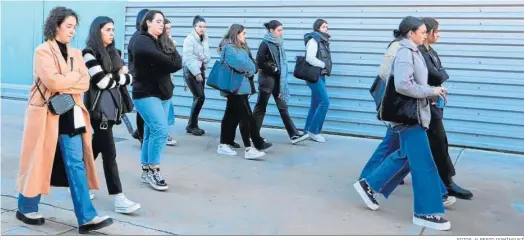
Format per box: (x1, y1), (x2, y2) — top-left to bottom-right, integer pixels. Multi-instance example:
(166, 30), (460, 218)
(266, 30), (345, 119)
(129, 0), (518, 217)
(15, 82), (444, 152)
(353, 16), (452, 231)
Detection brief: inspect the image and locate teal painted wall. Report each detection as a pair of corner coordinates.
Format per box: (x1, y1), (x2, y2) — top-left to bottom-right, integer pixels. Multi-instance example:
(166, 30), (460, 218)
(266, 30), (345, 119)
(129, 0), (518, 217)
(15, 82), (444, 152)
(1, 0), (126, 85)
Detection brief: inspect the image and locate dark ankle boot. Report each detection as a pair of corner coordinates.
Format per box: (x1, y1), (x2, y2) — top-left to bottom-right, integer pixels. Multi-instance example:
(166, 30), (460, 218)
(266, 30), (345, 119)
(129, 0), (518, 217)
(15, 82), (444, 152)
(446, 178), (473, 200)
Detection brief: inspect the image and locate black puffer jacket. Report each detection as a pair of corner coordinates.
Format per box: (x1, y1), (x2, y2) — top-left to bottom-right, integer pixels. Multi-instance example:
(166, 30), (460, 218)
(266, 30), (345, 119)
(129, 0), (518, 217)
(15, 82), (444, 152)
(132, 32), (182, 100)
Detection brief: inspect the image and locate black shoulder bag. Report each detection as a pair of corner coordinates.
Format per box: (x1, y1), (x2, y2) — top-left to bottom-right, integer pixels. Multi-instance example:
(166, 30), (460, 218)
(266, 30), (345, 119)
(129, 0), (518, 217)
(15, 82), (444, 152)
(377, 48), (420, 125)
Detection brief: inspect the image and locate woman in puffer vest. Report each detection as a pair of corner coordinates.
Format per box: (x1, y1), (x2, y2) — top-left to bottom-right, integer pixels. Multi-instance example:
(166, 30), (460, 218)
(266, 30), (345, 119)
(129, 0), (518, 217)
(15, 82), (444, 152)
(303, 19), (332, 143)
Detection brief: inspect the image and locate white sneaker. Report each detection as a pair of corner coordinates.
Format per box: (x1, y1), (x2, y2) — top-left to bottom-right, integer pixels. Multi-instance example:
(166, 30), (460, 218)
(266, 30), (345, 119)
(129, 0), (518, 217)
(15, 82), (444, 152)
(166, 136), (177, 146)
(443, 195), (456, 208)
(245, 147), (266, 160)
(114, 193), (141, 214)
(309, 133), (326, 143)
(217, 144), (237, 156)
(68, 189), (94, 200)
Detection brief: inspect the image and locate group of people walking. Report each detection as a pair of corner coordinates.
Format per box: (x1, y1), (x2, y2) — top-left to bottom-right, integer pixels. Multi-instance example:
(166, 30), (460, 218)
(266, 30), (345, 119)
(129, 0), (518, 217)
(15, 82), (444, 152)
(14, 6), (471, 234)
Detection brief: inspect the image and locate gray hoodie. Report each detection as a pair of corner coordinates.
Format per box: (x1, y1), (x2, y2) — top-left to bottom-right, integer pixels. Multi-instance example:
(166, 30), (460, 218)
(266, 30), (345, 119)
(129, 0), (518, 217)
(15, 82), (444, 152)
(390, 39), (437, 128)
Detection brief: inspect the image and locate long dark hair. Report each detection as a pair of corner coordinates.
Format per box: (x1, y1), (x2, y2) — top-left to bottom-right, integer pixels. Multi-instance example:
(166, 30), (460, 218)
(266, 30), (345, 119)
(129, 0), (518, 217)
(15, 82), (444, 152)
(388, 16), (425, 47)
(421, 17), (439, 33)
(43, 6), (79, 41)
(159, 18), (176, 54)
(140, 10), (165, 33)
(218, 24), (248, 51)
(86, 16), (122, 73)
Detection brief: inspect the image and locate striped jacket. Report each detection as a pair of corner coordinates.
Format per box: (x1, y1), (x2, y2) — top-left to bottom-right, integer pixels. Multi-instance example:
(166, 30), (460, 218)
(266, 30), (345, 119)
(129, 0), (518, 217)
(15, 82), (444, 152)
(82, 47), (133, 122)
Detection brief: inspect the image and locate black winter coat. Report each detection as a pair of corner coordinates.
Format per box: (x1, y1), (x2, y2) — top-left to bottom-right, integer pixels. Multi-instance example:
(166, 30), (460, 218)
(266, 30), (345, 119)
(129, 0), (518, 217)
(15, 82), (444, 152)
(256, 41), (280, 94)
(419, 45), (449, 120)
(132, 32), (182, 100)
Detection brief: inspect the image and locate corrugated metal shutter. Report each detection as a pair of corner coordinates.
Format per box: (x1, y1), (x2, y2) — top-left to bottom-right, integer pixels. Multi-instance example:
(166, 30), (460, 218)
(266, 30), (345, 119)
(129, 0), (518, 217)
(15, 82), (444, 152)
(124, 1), (524, 153)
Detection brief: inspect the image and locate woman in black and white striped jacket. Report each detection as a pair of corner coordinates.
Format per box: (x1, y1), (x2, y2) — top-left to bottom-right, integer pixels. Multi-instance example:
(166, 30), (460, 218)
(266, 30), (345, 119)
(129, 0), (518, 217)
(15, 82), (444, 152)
(82, 16), (141, 214)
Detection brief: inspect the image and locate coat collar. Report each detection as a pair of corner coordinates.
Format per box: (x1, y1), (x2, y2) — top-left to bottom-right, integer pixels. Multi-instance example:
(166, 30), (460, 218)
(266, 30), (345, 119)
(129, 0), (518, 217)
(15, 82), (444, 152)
(47, 39), (73, 73)
(190, 29), (208, 43)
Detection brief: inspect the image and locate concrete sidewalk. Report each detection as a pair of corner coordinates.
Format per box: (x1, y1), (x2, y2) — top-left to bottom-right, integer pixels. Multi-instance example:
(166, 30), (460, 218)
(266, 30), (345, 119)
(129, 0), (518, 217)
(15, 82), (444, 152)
(1, 99), (523, 235)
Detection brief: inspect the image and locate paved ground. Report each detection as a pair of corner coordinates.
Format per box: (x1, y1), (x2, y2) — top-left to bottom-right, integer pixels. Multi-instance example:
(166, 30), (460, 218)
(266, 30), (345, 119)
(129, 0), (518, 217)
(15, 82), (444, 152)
(1, 98), (523, 236)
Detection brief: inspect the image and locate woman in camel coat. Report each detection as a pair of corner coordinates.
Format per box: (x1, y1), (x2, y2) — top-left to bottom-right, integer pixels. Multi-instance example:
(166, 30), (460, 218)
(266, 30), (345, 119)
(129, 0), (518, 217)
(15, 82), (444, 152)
(15, 6), (112, 234)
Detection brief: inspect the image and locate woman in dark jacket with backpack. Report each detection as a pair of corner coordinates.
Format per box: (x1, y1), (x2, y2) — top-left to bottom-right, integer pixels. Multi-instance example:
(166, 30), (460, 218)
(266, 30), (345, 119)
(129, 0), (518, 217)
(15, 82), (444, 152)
(83, 16), (140, 213)
(132, 10), (182, 191)
(253, 20), (309, 144)
(419, 17), (472, 200)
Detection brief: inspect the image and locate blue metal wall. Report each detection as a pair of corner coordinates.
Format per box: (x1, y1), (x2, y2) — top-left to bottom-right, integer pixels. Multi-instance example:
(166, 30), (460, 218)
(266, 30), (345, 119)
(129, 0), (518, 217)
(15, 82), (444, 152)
(124, 1), (524, 153)
(2, 1), (523, 153)
(1, 1), (127, 85)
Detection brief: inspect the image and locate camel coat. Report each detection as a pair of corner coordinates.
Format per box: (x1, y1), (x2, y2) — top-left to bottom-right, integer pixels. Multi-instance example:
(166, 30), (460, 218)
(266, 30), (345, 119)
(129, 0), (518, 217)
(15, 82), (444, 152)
(16, 40), (100, 198)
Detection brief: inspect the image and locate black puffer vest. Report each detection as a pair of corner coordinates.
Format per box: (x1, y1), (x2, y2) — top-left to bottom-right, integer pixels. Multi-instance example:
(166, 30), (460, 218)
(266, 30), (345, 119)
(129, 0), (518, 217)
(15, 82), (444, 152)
(304, 31), (332, 75)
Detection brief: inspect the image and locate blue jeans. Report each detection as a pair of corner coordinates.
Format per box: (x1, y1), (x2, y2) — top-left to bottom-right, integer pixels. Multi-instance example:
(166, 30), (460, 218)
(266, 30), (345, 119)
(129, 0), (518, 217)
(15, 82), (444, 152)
(18, 135), (98, 225)
(167, 99), (175, 126)
(359, 126), (400, 180)
(134, 97), (170, 166)
(364, 125), (446, 216)
(304, 76), (330, 134)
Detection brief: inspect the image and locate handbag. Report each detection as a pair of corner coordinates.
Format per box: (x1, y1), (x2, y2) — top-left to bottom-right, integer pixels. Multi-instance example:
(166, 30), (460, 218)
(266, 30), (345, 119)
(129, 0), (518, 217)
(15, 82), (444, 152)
(369, 75), (386, 111)
(33, 43), (75, 115)
(206, 45), (246, 94)
(377, 48), (420, 125)
(293, 55), (321, 83)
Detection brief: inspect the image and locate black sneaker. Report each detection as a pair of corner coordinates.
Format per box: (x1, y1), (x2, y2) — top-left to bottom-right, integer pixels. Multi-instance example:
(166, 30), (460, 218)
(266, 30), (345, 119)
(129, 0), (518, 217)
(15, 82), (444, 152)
(413, 214), (451, 231)
(353, 179), (379, 210)
(291, 133), (309, 144)
(147, 168), (168, 191)
(231, 142), (241, 148)
(186, 126), (204, 136)
(258, 141), (273, 151)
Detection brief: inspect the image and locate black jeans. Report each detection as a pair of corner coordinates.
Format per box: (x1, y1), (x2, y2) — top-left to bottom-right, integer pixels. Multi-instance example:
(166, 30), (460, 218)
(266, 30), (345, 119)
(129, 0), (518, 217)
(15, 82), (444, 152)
(185, 71), (206, 128)
(220, 95), (264, 148)
(91, 119), (122, 195)
(253, 88), (299, 138)
(427, 108), (456, 185)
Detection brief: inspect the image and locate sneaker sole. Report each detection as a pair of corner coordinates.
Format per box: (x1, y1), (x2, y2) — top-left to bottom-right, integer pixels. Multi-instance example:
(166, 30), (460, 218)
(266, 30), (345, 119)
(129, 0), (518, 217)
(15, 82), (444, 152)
(444, 197), (456, 207)
(79, 218), (113, 234)
(166, 142), (177, 146)
(115, 203), (141, 214)
(291, 135), (310, 144)
(412, 216), (451, 231)
(309, 137), (326, 143)
(148, 181), (168, 191)
(353, 182), (379, 211)
(245, 152), (266, 160)
(16, 211), (45, 225)
(217, 149), (238, 156)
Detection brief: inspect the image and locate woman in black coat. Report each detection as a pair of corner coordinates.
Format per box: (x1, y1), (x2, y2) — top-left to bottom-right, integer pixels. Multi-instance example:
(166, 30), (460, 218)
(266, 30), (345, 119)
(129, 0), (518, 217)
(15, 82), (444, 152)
(419, 17), (473, 200)
(252, 20), (309, 144)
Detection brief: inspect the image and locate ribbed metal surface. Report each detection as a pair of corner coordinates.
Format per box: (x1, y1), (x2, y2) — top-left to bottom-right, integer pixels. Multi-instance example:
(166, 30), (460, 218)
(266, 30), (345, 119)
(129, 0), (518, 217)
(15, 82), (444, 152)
(124, 0), (524, 153)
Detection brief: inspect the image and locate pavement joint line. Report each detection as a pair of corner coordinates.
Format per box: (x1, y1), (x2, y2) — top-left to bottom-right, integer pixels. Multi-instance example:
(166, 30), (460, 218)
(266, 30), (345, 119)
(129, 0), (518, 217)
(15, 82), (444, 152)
(1, 194), (178, 235)
(454, 148), (466, 166)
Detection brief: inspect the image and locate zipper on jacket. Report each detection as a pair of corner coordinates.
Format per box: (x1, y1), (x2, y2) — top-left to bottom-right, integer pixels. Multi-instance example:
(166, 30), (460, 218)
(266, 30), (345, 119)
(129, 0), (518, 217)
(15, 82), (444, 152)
(91, 90), (101, 111)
